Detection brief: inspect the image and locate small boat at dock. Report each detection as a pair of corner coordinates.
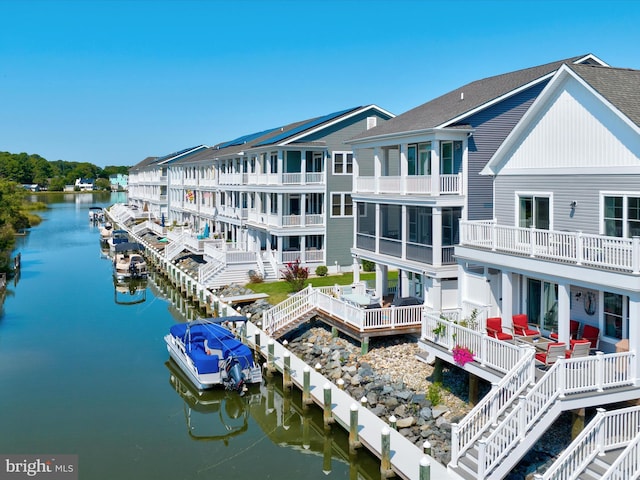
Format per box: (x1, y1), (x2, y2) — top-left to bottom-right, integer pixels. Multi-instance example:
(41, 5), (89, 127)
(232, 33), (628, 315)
(113, 242), (147, 280)
(88, 206), (105, 222)
(165, 318), (262, 392)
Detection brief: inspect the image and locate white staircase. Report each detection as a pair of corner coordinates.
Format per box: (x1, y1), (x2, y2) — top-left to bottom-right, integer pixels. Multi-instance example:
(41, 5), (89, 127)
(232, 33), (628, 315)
(537, 405), (640, 480)
(450, 351), (638, 479)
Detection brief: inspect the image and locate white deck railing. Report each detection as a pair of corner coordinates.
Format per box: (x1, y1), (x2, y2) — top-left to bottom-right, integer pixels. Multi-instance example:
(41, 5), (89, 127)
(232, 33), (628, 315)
(537, 405), (640, 480)
(460, 220), (640, 274)
(478, 352), (637, 478)
(354, 173), (462, 195)
(451, 348), (536, 466)
(261, 285), (424, 336)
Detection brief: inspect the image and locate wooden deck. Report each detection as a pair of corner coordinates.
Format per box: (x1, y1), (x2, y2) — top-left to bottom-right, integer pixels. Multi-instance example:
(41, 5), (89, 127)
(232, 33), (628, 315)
(245, 321), (461, 480)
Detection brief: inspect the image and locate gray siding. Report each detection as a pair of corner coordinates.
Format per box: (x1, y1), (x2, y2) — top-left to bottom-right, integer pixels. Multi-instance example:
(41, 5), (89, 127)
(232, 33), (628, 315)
(494, 174), (640, 234)
(463, 82), (546, 221)
(302, 110), (392, 267)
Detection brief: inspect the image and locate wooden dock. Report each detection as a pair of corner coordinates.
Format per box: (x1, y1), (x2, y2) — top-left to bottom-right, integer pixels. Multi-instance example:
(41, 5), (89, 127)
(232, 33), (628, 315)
(245, 321), (460, 480)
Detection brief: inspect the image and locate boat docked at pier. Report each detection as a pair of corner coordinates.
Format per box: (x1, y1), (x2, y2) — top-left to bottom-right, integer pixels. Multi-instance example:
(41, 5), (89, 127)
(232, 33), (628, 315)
(113, 242), (147, 280)
(88, 206), (105, 222)
(164, 318), (262, 392)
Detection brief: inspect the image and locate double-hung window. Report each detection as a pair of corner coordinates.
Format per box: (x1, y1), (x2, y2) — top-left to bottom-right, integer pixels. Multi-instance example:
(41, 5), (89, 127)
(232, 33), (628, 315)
(603, 194), (640, 237)
(333, 152), (353, 174)
(331, 193), (353, 217)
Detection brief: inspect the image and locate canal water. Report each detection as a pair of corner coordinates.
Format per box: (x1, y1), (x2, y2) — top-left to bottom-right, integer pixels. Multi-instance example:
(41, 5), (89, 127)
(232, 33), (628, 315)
(0, 193), (379, 480)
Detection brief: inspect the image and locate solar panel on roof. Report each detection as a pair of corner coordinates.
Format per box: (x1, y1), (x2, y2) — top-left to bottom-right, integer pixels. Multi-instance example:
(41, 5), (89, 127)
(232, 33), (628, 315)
(155, 145), (206, 163)
(254, 107), (359, 146)
(217, 127), (281, 150)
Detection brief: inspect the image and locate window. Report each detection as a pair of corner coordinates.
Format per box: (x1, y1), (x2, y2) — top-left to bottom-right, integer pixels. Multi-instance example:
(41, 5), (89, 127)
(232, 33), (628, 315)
(270, 152), (278, 174)
(604, 195), (640, 237)
(519, 195), (550, 229)
(357, 203), (375, 235)
(604, 292), (626, 339)
(442, 207), (462, 246)
(269, 193), (277, 214)
(407, 206), (432, 245)
(441, 142), (453, 174)
(331, 193), (353, 217)
(333, 152), (353, 174)
(381, 204), (401, 240)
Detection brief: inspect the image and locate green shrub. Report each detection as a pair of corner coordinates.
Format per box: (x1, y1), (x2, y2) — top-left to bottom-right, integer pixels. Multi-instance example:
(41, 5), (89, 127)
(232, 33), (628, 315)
(427, 382), (442, 406)
(362, 259), (375, 272)
(315, 265), (328, 277)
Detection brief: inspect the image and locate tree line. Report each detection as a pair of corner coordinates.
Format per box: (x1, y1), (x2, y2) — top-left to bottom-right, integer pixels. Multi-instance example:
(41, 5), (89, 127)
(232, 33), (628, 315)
(0, 151), (129, 191)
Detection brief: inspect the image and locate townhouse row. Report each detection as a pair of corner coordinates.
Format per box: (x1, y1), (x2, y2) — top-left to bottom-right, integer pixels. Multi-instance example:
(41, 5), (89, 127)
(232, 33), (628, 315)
(128, 52), (640, 363)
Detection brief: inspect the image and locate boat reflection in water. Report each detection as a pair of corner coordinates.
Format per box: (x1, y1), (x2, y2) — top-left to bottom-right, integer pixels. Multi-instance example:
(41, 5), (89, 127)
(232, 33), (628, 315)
(165, 359), (380, 479)
(113, 276), (147, 305)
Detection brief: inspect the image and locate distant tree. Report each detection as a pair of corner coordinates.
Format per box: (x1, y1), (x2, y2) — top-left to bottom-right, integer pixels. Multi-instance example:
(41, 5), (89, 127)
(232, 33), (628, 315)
(95, 178), (111, 190)
(48, 177), (66, 191)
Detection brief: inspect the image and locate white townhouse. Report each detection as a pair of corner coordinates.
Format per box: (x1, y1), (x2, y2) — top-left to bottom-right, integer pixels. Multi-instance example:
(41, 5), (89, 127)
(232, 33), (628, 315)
(127, 145), (209, 220)
(457, 63), (640, 361)
(347, 55), (607, 314)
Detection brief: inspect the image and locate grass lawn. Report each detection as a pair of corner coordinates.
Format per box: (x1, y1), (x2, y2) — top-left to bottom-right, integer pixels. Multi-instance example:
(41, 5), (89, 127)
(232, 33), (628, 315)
(245, 271), (396, 305)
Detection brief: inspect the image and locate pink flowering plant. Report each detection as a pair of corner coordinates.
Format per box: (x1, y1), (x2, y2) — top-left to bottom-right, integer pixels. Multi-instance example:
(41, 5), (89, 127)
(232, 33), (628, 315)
(452, 345), (474, 367)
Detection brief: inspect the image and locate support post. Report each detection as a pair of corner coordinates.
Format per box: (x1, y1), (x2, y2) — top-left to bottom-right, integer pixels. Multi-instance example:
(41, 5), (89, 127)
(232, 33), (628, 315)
(349, 403), (361, 452)
(267, 339), (275, 376)
(380, 427), (392, 477)
(323, 383), (333, 428)
(433, 358), (443, 384)
(469, 373), (479, 406)
(571, 408), (586, 440)
(302, 366), (312, 406)
(419, 457), (430, 480)
(283, 352), (291, 390)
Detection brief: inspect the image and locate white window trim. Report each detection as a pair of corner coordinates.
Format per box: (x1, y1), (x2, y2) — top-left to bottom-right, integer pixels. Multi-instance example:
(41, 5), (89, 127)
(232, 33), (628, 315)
(514, 191), (554, 229)
(332, 151), (353, 175)
(331, 192), (353, 218)
(600, 191), (640, 237)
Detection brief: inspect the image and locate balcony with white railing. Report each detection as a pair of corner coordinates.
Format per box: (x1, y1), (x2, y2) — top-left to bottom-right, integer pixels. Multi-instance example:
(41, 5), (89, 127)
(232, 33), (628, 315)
(354, 173), (462, 196)
(460, 220), (640, 274)
(281, 214), (324, 228)
(219, 171), (326, 186)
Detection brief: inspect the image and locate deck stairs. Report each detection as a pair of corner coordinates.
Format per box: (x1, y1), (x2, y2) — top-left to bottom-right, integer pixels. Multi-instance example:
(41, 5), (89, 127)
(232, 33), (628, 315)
(535, 405), (640, 480)
(449, 350), (639, 480)
(164, 233), (187, 261)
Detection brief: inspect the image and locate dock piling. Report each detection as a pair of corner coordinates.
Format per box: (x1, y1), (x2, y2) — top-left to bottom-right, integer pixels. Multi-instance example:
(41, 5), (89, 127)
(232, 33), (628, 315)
(323, 383), (334, 428)
(349, 403), (361, 451)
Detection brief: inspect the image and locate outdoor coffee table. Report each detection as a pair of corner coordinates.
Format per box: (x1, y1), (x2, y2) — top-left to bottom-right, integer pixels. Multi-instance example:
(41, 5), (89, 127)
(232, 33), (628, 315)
(517, 336), (553, 351)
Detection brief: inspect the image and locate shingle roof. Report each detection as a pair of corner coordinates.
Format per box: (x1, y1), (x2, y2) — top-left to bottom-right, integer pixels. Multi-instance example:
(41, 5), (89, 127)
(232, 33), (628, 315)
(351, 55), (594, 141)
(568, 63), (640, 127)
(129, 156), (159, 171)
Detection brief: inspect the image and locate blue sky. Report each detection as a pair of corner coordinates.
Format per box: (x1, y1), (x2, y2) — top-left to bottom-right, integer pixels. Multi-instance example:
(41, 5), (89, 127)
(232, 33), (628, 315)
(1, 0), (639, 168)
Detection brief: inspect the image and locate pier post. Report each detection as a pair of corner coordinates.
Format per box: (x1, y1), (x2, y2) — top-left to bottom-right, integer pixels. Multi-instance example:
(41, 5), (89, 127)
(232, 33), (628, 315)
(323, 430), (332, 474)
(469, 373), (479, 406)
(323, 383), (334, 428)
(255, 330), (261, 349)
(349, 403), (361, 452)
(380, 427), (393, 477)
(337, 378), (345, 390)
(302, 367), (312, 406)
(419, 456), (430, 480)
(331, 326), (338, 338)
(267, 340), (275, 376)
(361, 336), (369, 355)
(433, 358), (443, 384)
(571, 408), (586, 440)
(283, 352), (292, 390)
(389, 415), (397, 430)
(423, 440), (431, 456)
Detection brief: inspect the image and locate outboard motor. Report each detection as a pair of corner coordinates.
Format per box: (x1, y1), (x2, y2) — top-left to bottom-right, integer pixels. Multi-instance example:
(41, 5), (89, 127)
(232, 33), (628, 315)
(225, 359), (245, 392)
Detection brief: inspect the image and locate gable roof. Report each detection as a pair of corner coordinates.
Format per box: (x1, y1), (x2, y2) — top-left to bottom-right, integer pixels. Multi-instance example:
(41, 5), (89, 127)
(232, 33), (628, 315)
(567, 63), (640, 127)
(350, 54), (606, 143)
(482, 63), (640, 176)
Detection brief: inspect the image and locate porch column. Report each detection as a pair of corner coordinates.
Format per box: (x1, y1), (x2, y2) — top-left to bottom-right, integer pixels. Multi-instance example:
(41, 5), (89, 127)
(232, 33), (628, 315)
(301, 193), (307, 227)
(277, 194), (283, 227)
(629, 293), (640, 384)
(375, 203), (381, 254)
(430, 141), (440, 195)
(399, 144), (408, 195)
(301, 150), (307, 186)
(352, 148), (360, 192)
(300, 236), (306, 264)
(501, 271), (513, 329)
(557, 283), (571, 344)
(401, 205), (407, 260)
(373, 147), (381, 194)
(375, 263), (387, 302)
(431, 278), (442, 312)
(353, 257), (360, 283)
(432, 207), (442, 268)
(277, 150), (284, 180)
(401, 270), (410, 298)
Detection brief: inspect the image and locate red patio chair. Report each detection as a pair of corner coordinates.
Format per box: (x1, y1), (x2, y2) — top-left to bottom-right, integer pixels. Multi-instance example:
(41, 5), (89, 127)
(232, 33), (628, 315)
(512, 314), (541, 337)
(486, 317), (513, 341)
(535, 342), (566, 367)
(550, 319), (580, 340)
(581, 324), (600, 351)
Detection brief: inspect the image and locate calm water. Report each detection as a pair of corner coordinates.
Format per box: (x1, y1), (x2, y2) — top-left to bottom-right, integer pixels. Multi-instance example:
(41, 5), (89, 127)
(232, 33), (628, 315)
(0, 193), (379, 479)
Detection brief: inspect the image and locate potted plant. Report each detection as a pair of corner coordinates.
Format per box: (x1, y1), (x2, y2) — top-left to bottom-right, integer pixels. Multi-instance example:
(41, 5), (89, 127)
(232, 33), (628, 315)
(432, 323), (447, 340)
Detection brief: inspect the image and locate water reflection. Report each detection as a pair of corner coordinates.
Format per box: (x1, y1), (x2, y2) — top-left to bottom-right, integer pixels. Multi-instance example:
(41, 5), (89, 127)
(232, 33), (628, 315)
(113, 276), (148, 305)
(165, 358), (380, 480)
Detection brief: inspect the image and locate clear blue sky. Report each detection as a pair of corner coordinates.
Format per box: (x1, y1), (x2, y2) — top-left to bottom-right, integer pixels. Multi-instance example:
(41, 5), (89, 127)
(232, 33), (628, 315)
(1, 0), (639, 168)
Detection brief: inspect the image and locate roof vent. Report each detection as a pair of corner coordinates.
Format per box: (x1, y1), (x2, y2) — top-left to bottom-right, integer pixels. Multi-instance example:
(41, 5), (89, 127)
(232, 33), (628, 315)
(460, 92), (464, 101)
